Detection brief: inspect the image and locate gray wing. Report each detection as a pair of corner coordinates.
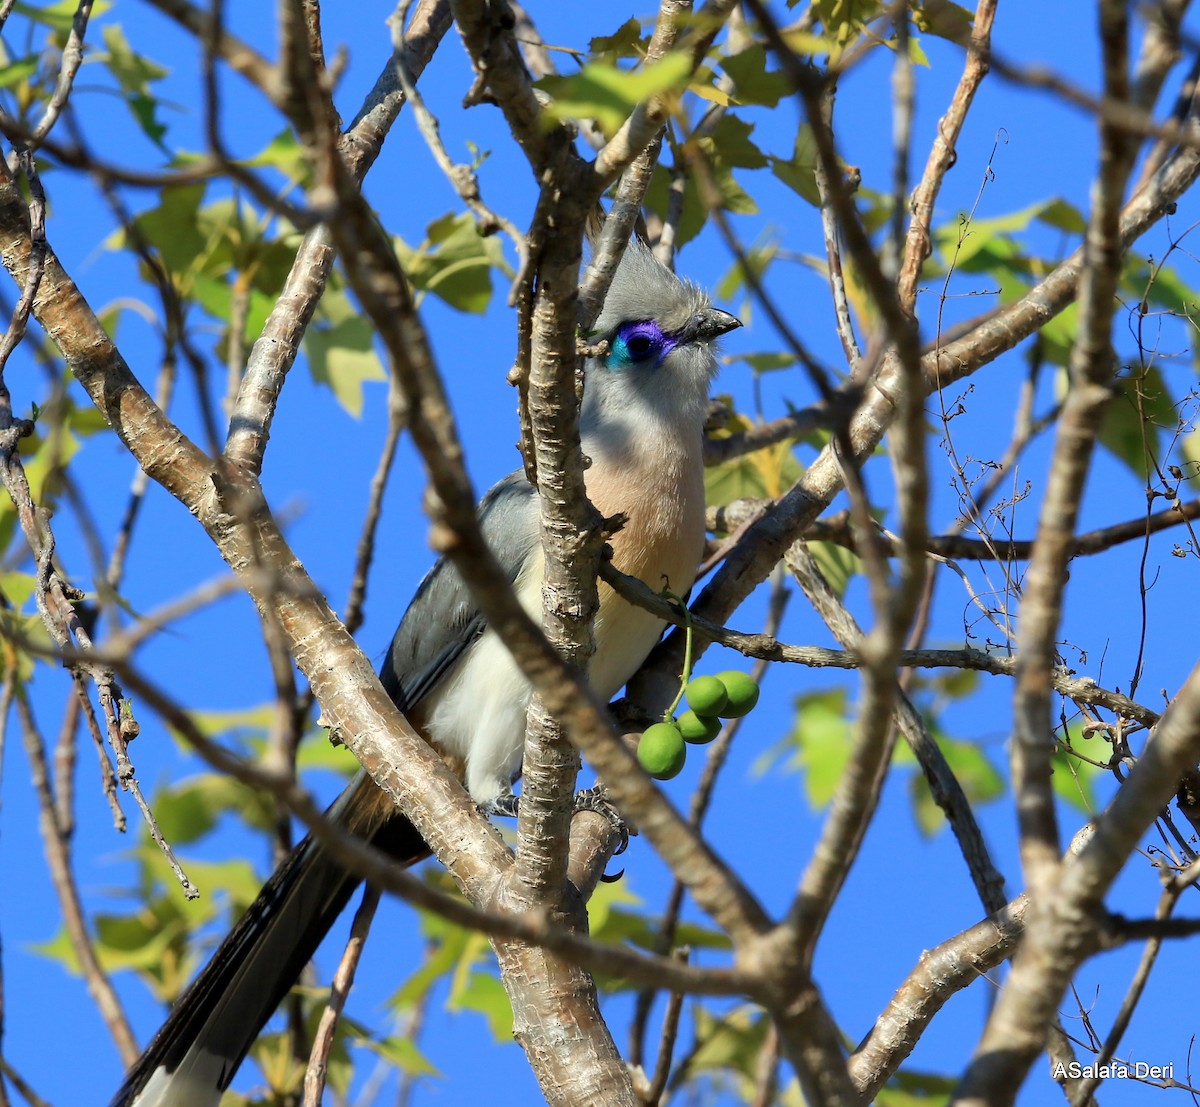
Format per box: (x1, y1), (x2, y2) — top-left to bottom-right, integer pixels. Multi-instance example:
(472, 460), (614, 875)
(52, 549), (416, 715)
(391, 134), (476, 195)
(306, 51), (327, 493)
(380, 471), (540, 712)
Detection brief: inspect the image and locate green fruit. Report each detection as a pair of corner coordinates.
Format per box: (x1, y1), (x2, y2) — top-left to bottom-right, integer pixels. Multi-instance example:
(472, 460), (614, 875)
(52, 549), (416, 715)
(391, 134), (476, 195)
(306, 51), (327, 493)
(677, 710), (722, 744)
(637, 722), (687, 779)
(715, 671), (760, 717)
(685, 675), (729, 717)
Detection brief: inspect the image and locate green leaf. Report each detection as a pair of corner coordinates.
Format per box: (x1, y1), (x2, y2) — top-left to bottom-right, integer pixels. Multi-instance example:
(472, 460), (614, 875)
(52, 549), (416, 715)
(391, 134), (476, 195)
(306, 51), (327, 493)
(589, 18), (645, 57)
(391, 900), (492, 1012)
(21, 421), (80, 508)
(912, 1), (974, 46)
(0, 571), (39, 610)
(242, 128), (311, 187)
(716, 242), (778, 301)
(396, 212), (509, 314)
(538, 52), (692, 133)
(706, 409), (804, 506)
(305, 315), (387, 418)
(806, 540), (861, 597)
(0, 609), (47, 680)
(175, 703), (279, 745)
(190, 272), (279, 343)
(721, 45), (791, 108)
(1039, 302), (1078, 368)
(1094, 365), (1176, 480)
(1036, 197), (1087, 235)
(357, 1034), (442, 1078)
(812, 0), (884, 54)
(13, 0), (111, 34)
(152, 774), (275, 844)
(295, 729), (361, 776)
(688, 1006), (771, 1079)
(756, 688), (852, 807)
(585, 875), (643, 938)
(591, 905), (730, 960)
(101, 25), (170, 150)
(107, 184), (209, 285)
(709, 115), (769, 170)
(737, 352), (795, 373)
(0, 57), (39, 89)
(906, 734), (1004, 835)
(935, 197), (1084, 273)
(876, 1068), (957, 1106)
(769, 125), (821, 207)
(1052, 722), (1107, 811)
(33, 909), (180, 980)
(454, 971), (513, 1042)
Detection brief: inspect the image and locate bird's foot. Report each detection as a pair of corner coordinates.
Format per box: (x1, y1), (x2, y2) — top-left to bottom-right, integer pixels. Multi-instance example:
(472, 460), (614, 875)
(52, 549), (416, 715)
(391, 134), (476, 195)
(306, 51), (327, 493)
(485, 792), (520, 819)
(573, 785), (630, 862)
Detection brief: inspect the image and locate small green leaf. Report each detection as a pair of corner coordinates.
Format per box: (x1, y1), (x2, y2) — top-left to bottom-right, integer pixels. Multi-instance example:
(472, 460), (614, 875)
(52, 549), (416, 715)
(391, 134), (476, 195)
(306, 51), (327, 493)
(589, 18), (645, 57)
(0, 571), (38, 610)
(721, 45), (791, 108)
(709, 115), (769, 170)
(454, 971), (513, 1042)
(584, 873), (643, 938)
(177, 703), (279, 745)
(305, 316), (388, 418)
(1096, 365), (1176, 480)
(688, 1006), (771, 1078)
(1052, 723), (1107, 811)
(769, 126), (821, 207)
(13, 0), (112, 34)
(806, 540), (861, 597)
(1035, 197), (1087, 234)
(152, 774), (275, 844)
(101, 25), (170, 149)
(539, 52), (692, 133)
(190, 273), (278, 342)
(812, 0), (884, 53)
(396, 212), (509, 314)
(738, 352), (795, 373)
(907, 734), (1004, 836)
(756, 688), (852, 808)
(716, 243), (778, 301)
(243, 128), (311, 187)
(358, 1035), (442, 1078)
(107, 184), (208, 284)
(912, 0), (974, 46)
(876, 1068), (958, 1106)
(0, 57), (39, 89)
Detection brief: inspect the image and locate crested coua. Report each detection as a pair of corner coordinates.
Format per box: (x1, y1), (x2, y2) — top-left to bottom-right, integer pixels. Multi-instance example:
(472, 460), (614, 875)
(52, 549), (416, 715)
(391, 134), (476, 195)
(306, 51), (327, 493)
(112, 238), (740, 1107)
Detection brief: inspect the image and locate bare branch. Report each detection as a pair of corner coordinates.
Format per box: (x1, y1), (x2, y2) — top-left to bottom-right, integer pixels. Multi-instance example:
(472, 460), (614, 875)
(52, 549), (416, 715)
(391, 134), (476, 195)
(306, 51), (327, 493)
(13, 687), (138, 1065)
(302, 886), (381, 1107)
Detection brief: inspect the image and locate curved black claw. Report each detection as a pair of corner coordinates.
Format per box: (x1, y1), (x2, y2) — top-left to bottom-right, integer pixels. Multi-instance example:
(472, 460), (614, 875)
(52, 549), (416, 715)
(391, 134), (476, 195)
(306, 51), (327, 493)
(485, 792), (521, 820)
(572, 785), (630, 858)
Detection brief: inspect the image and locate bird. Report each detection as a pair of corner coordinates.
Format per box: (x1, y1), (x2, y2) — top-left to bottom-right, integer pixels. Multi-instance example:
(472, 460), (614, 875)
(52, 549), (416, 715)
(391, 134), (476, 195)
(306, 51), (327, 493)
(112, 237), (740, 1107)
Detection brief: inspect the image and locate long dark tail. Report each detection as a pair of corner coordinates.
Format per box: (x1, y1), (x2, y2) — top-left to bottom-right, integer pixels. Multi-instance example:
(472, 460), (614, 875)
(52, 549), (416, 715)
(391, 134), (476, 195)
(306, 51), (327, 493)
(110, 773), (428, 1107)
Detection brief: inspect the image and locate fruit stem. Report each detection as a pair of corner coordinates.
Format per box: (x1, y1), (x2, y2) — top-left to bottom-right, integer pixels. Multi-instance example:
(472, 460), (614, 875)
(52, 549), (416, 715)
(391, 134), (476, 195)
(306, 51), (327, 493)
(664, 596), (694, 719)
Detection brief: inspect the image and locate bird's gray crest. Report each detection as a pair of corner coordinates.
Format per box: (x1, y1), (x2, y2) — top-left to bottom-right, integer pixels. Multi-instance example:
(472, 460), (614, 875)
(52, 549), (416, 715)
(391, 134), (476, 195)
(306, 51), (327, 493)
(593, 238), (711, 339)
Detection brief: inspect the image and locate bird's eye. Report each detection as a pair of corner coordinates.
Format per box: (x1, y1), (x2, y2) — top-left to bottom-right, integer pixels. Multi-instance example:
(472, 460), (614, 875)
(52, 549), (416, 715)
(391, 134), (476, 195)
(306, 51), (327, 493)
(625, 334), (655, 360)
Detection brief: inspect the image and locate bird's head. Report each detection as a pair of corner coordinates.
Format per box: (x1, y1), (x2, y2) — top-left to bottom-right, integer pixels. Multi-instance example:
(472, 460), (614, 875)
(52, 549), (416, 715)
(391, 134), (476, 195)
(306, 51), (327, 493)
(581, 239), (741, 441)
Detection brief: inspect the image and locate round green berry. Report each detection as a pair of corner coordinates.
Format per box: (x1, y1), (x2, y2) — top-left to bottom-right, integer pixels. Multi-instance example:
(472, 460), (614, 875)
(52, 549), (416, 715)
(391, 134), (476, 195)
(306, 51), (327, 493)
(637, 722), (686, 779)
(715, 671), (760, 718)
(677, 710), (722, 744)
(685, 675), (729, 717)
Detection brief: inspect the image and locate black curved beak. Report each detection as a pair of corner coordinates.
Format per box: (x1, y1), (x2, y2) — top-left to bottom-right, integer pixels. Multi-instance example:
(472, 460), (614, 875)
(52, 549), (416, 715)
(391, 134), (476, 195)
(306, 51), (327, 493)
(693, 308), (742, 342)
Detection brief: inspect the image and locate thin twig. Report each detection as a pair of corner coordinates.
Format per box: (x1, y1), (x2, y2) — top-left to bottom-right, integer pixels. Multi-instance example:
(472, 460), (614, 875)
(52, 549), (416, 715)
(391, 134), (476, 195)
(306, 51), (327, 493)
(302, 885), (382, 1107)
(14, 688), (139, 1064)
(599, 560), (1158, 726)
(0, 1058), (50, 1107)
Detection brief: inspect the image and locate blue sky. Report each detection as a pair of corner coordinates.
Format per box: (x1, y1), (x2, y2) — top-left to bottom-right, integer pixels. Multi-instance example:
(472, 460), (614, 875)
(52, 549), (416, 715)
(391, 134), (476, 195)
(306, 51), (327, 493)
(3, 3), (1200, 1106)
